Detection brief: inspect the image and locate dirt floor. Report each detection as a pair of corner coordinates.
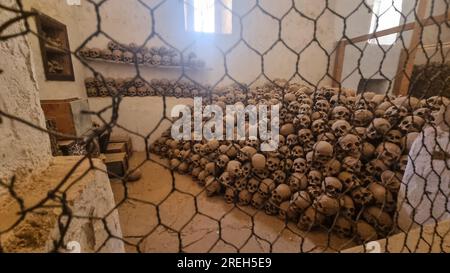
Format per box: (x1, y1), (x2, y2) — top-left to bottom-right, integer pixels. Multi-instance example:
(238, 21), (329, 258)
(111, 152), (357, 253)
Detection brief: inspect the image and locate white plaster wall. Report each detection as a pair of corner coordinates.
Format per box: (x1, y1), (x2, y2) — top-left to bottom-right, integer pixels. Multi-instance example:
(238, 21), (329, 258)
(0, 0), (52, 184)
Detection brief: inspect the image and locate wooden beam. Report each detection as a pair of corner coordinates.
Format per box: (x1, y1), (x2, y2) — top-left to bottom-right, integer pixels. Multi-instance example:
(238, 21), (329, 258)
(332, 9), (450, 87)
(332, 41), (346, 87)
(343, 11), (450, 46)
(394, 0), (430, 96)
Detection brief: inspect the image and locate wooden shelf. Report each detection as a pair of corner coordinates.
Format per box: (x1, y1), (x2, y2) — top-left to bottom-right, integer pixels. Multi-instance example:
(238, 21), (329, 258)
(81, 56), (212, 71)
(34, 9), (75, 81)
(45, 45), (68, 54)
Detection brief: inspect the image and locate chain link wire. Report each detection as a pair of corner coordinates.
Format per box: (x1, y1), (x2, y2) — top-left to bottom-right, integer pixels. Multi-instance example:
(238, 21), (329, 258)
(0, 0), (449, 253)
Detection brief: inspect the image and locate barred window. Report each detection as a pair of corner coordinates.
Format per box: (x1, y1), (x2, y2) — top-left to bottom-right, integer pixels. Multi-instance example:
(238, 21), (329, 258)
(369, 0), (403, 45)
(184, 0), (233, 34)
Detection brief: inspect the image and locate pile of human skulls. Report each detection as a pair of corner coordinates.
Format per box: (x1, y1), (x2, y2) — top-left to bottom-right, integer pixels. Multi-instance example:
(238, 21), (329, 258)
(79, 42), (205, 68)
(84, 77), (209, 98)
(151, 80), (448, 244)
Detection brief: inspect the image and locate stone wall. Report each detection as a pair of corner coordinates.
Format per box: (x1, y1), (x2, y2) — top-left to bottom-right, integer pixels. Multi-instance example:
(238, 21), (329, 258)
(0, 0), (52, 187)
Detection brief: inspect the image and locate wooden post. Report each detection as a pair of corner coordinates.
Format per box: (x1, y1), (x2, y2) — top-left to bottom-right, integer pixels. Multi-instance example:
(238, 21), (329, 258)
(393, 0), (429, 96)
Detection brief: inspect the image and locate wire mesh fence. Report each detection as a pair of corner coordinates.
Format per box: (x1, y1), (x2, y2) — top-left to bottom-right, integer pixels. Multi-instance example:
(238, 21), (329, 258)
(0, 0), (449, 253)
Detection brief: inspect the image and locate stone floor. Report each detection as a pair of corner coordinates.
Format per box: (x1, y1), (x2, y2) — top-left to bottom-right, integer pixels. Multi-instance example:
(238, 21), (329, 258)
(111, 152), (357, 253)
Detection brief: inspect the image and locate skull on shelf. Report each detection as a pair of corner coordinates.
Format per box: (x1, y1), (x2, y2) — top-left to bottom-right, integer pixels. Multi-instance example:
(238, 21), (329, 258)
(101, 49), (112, 60)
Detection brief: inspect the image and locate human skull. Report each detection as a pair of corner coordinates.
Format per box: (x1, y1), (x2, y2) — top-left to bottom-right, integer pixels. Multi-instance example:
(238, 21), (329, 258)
(353, 109), (373, 127)
(258, 179), (276, 199)
(342, 156), (362, 173)
(385, 129), (403, 145)
(312, 141), (334, 163)
(288, 173), (308, 192)
(237, 146), (257, 162)
(197, 170), (209, 185)
(351, 187), (374, 206)
(398, 115), (425, 133)
(224, 187), (237, 204)
(206, 178), (222, 197)
(292, 158), (308, 173)
(226, 160), (242, 178)
(247, 178), (261, 193)
(368, 182), (395, 212)
(270, 184), (292, 204)
(299, 104), (312, 115)
(331, 106), (351, 120)
(215, 155), (229, 169)
(311, 111), (329, 121)
(293, 114), (311, 129)
(219, 171), (234, 186)
(323, 158), (341, 177)
(123, 51), (134, 63)
(288, 101), (301, 113)
(323, 177), (343, 198)
(151, 54), (162, 66)
(79, 47), (91, 58)
(311, 119), (327, 136)
(240, 162), (252, 178)
(380, 170), (402, 194)
(338, 134), (361, 156)
(278, 201), (291, 221)
(333, 216), (353, 238)
(266, 157), (281, 172)
(307, 185), (322, 199)
(366, 118), (391, 140)
(205, 162), (216, 176)
(251, 192), (267, 209)
(291, 145), (304, 159)
(375, 142), (402, 166)
(298, 129), (314, 145)
(251, 153), (266, 169)
(365, 159), (388, 177)
(362, 206), (393, 236)
(361, 142), (376, 161)
(89, 48), (101, 58)
(297, 207), (325, 231)
(290, 191), (312, 213)
(332, 120), (352, 138)
(101, 49), (112, 60)
(355, 220), (378, 244)
(265, 199), (279, 215)
(340, 195), (355, 219)
(397, 155), (408, 172)
(271, 170), (286, 184)
(384, 106), (408, 125)
(316, 132), (336, 144)
(235, 178), (249, 192)
(286, 134), (299, 147)
(238, 190), (253, 206)
(307, 170), (323, 186)
(314, 99), (330, 113)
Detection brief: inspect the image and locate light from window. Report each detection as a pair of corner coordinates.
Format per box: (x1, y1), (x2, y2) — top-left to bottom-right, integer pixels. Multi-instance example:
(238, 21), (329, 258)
(185, 0), (232, 34)
(369, 0), (403, 45)
(194, 0), (215, 33)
